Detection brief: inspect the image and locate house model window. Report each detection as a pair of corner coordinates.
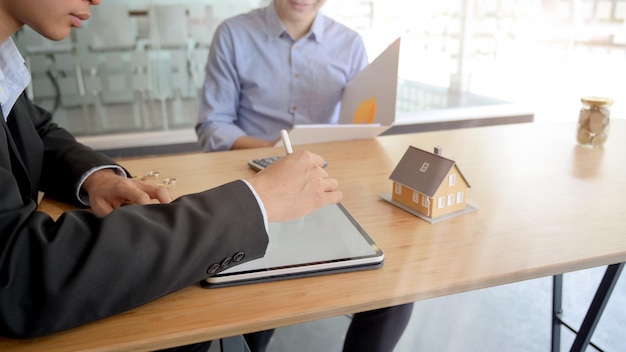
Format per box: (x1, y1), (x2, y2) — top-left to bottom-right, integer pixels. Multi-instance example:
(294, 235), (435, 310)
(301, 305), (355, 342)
(394, 183), (402, 195)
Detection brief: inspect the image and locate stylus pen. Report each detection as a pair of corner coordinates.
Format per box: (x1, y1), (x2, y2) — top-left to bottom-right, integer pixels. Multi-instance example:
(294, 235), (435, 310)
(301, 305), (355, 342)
(280, 129), (293, 155)
(280, 129), (328, 168)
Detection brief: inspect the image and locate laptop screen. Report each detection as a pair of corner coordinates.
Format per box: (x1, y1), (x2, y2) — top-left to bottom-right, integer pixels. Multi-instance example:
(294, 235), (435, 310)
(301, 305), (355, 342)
(339, 37), (401, 126)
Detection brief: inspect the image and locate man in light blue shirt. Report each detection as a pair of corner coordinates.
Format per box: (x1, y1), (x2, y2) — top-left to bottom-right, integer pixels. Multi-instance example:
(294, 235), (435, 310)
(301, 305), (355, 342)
(195, 1), (415, 352)
(195, 0), (368, 151)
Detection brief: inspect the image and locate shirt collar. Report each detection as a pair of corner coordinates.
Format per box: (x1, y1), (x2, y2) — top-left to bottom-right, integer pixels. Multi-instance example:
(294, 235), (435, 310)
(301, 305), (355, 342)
(309, 11), (325, 43)
(0, 37), (31, 120)
(264, 2), (286, 40)
(264, 1), (326, 43)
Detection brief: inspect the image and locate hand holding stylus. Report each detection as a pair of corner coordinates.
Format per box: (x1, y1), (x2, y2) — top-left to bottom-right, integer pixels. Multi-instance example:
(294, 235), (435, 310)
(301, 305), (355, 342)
(280, 129), (327, 167)
(247, 129), (338, 222)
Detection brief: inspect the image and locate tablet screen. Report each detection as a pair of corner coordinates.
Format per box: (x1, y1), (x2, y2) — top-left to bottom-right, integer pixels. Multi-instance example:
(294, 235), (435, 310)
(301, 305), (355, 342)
(204, 203), (383, 286)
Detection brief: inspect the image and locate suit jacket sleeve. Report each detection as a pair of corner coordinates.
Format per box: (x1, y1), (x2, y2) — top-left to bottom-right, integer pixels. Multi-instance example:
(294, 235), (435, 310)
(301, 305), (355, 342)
(0, 95), (269, 338)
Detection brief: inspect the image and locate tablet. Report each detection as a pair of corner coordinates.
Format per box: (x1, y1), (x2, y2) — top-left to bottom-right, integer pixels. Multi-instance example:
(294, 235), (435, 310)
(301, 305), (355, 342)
(202, 203), (383, 288)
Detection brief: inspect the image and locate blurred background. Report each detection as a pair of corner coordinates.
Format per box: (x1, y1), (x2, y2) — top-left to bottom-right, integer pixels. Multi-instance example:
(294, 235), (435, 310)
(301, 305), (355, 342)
(12, 0), (626, 149)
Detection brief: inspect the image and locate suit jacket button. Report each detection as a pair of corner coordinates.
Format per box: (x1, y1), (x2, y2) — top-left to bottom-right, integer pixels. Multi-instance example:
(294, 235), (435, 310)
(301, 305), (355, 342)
(221, 257), (232, 269)
(233, 251), (245, 262)
(207, 263), (220, 274)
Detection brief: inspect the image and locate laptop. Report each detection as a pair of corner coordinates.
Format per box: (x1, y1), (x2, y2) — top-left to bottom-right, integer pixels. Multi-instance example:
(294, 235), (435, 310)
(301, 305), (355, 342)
(202, 203), (384, 288)
(248, 38), (401, 171)
(265, 37), (401, 149)
(338, 37), (401, 126)
(274, 123), (390, 147)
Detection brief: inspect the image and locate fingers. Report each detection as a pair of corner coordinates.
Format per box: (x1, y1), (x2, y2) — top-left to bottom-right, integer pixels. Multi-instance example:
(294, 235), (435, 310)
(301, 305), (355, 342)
(312, 176), (342, 205)
(297, 150), (326, 169)
(309, 178), (342, 207)
(272, 150), (325, 169)
(125, 181), (174, 205)
(321, 176), (339, 192)
(322, 189), (343, 206)
(91, 199), (115, 217)
(146, 185), (174, 204)
(89, 178), (174, 216)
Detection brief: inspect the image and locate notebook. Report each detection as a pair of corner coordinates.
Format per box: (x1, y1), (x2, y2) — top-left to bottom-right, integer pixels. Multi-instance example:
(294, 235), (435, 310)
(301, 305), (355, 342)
(202, 203), (384, 288)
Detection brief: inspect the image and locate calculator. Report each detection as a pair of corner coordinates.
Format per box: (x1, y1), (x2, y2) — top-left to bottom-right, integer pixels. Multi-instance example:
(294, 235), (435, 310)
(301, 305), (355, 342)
(247, 155), (282, 171)
(248, 155), (328, 171)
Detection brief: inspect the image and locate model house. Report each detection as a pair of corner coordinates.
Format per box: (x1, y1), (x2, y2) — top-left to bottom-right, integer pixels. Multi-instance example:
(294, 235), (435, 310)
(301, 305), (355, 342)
(389, 146), (471, 220)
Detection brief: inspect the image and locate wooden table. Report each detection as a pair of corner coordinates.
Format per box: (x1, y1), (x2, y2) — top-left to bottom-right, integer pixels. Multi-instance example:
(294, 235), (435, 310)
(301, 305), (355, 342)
(3, 120), (625, 351)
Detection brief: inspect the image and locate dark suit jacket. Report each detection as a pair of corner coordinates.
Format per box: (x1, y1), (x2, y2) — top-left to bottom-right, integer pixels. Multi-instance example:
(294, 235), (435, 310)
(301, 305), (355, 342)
(0, 94), (268, 338)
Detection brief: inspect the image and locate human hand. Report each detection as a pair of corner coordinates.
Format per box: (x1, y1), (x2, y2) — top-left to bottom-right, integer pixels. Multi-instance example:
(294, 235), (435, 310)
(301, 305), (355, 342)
(232, 135), (280, 150)
(246, 150), (342, 222)
(82, 169), (174, 216)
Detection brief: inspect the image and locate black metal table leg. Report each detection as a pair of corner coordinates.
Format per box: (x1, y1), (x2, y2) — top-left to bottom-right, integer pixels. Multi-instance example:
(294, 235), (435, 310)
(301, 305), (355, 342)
(570, 263), (624, 352)
(552, 274), (563, 352)
(220, 335), (251, 352)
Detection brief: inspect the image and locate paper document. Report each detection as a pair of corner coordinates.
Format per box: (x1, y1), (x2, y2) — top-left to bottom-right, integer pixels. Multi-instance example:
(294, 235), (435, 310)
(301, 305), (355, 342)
(275, 124), (390, 147)
(339, 37), (401, 126)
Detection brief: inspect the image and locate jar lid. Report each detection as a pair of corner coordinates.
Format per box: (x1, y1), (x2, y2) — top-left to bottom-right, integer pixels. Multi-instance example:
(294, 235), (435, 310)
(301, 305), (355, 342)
(581, 96), (614, 106)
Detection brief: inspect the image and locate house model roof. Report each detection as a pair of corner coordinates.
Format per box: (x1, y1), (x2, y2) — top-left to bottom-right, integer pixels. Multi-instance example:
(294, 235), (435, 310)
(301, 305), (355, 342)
(389, 146), (471, 197)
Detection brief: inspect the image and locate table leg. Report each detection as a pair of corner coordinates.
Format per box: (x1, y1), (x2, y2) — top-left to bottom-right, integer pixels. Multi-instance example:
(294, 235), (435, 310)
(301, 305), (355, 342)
(569, 262), (624, 352)
(220, 335), (251, 352)
(552, 274), (563, 352)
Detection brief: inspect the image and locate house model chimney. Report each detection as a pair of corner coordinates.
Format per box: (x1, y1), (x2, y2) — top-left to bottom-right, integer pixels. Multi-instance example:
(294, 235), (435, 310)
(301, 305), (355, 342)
(434, 146), (442, 155)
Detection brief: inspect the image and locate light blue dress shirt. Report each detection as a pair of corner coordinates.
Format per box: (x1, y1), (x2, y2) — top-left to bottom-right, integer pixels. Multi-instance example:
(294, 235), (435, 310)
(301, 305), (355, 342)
(0, 38), (31, 120)
(196, 2), (368, 152)
(0, 37), (128, 206)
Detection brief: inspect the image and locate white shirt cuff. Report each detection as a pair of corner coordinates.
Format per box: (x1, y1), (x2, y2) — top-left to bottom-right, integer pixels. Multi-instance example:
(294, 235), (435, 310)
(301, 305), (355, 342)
(76, 165), (127, 206)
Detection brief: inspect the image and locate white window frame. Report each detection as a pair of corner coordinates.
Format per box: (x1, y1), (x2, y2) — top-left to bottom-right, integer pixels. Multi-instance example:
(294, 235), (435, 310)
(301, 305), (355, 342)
(447, 194), (455, 206)
(412, 191), (420, 203)
(438, 196), (445, 209)
(457, 191), (464, 203)
(394, 183), (402, 194)
(449, 174), (456, 186)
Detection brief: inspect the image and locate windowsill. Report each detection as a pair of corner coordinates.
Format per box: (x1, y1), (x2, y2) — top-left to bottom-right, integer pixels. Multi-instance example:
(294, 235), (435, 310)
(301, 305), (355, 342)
(384, 103), (534, 135)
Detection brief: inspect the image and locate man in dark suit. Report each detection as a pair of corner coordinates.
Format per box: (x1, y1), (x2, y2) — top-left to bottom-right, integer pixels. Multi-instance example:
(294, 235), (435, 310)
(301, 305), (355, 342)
(0, 0), (341, 345)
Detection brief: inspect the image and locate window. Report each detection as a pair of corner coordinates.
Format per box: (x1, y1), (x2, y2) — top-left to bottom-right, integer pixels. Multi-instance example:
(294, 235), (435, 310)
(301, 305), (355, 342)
(412, 191), (419, 203)
(394, 183), (402, 194)
(449, 174), (456, 186)
(326, 0), (626, 127)
(420, 162), (430, 173)
(20, 0), (626, 152)
(457, 191), (464, 203)
(447, 194), (454, 206)
(422, 196), (430, 208)
(438, 197), (445, 209)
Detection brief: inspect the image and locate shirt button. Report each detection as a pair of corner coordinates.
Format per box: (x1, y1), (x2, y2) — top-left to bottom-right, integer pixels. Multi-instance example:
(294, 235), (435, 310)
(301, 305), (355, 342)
(292, 106), (297, 112)
(294, 73), (300, 78)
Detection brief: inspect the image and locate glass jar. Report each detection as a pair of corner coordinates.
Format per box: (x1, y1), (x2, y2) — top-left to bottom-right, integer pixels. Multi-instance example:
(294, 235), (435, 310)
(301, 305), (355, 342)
(576, 96), (613, 147)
